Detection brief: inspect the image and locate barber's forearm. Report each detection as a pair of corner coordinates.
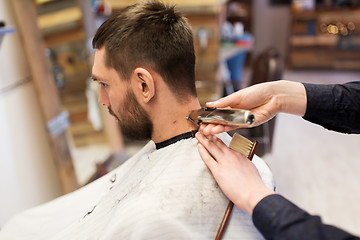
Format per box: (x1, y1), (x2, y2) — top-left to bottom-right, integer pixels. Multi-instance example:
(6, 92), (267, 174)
(302, 81), (360, 134)
(245, 189), (276, 216)
(252, 194), (360, 240)
(274, 80), (307, 117)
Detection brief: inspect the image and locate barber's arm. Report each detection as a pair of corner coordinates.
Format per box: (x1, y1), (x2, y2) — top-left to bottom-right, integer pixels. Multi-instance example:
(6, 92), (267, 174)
(200, 80), (360, 135)
(200, 80), (307, 135)
(303, 81), (360, 134)
(196, 132), (360, 240)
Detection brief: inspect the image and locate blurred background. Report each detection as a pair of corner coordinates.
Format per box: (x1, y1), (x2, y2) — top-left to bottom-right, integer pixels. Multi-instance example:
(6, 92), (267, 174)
(0, 0), (359, 235)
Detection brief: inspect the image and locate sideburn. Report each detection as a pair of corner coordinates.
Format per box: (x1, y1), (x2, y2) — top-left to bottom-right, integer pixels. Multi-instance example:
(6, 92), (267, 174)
(118, 89), (153, 141)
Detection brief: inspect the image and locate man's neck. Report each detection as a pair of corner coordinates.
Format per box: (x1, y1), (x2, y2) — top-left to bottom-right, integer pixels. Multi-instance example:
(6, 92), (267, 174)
(151, 97), (201, 143)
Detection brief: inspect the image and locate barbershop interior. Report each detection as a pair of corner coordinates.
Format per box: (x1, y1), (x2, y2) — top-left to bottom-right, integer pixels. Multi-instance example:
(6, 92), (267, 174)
(0, 0), (359, 236)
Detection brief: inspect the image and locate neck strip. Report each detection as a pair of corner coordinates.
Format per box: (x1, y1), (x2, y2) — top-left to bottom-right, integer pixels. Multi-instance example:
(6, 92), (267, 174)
(155, 130), (198, 150)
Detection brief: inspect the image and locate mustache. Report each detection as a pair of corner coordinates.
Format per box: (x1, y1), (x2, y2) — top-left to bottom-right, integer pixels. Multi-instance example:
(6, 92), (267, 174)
(108, 107), (120, 121)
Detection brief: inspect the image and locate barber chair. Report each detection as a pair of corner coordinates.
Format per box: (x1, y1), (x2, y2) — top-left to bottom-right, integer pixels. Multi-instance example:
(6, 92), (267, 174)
(235, 47), (283, 156)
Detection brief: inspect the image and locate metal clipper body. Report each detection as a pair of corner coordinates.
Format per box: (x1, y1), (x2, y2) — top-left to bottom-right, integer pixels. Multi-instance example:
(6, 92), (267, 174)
(186, 107), (255, 126)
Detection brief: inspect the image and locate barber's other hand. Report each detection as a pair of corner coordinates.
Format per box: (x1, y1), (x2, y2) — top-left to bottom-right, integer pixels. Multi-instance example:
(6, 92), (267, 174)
(196, 132), (275, 215)
(200, 80), (307, 135)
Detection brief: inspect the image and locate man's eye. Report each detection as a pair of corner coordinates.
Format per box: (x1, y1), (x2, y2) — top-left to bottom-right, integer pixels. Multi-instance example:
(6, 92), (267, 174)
(99, 82), (108, 87)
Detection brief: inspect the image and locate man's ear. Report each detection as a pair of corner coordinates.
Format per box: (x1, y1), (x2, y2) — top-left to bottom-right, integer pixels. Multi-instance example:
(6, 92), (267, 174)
(131, 67), (155, 103)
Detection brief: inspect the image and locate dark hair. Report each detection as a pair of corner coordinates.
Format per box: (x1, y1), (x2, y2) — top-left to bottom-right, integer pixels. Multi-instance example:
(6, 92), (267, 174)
(92, 0), (197, 100)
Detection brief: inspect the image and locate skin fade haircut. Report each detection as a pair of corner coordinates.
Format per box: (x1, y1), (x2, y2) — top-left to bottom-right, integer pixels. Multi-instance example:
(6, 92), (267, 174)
(92, 0), (197, 102)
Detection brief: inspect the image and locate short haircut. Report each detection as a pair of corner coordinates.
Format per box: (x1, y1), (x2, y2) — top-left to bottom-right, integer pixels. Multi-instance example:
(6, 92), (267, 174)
(92, 0), (197, 100)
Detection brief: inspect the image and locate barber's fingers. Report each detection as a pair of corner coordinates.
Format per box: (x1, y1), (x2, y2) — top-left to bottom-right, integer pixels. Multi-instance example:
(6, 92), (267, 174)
(196, 132), (234, 169)
(200, 123), (225, 135)
(200, 123), (238, 135)
(196, 133), (226, 175)
(206, 91), (241, 109)
(196, 132), (225, 155)
(197, 143), (218, 171)
(208, 83), (271, 109)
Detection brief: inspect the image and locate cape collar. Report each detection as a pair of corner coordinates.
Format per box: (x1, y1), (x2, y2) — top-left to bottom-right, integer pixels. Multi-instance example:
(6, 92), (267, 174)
(155, 130), (198, 150)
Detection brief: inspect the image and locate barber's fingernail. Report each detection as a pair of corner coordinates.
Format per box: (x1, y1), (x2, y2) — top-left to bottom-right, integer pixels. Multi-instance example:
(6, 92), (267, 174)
(207, 101), (215, 106)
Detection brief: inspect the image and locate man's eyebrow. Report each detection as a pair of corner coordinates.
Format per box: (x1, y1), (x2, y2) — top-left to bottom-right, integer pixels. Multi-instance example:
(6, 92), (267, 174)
(91, 75), (99, 81)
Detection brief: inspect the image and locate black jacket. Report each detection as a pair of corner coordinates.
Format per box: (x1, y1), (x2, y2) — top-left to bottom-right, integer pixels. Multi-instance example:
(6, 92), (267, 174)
(303, 81), (360, 134)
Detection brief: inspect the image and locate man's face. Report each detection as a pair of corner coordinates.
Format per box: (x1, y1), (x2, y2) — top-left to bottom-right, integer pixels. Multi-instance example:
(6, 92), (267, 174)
(92, 48), (153, 140)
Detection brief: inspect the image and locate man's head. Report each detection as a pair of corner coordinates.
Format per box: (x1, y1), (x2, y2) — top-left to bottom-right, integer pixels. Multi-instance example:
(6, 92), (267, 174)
(92, 0), (197, 141)
(92, 0), (196, 98)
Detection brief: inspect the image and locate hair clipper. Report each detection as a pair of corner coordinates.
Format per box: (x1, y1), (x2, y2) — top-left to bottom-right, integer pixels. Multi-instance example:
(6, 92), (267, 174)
(186, 107), (255, 127)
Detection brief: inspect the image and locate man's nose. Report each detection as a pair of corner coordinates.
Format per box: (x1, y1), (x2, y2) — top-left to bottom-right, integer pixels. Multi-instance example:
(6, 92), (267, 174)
(98, 88), (110, 107)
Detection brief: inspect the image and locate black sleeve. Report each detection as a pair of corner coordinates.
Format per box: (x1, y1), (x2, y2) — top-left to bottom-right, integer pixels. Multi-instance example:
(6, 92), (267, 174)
(252, 194), (359, 240)
(302, 81), (360, 134)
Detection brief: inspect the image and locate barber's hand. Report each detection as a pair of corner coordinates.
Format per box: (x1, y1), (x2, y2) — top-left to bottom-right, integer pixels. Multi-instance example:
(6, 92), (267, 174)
(196, 132), (275, 215)
(200, 80), (307, 135)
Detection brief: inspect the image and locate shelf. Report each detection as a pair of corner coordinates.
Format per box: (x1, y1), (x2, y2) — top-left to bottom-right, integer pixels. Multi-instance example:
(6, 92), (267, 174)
(37, 6), (82, 36)
(288, 9), (360, 69)
(290, 35), (338, 47)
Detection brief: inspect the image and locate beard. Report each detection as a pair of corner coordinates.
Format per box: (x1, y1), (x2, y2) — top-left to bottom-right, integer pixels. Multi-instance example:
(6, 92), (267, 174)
(108, 89), (153, 141)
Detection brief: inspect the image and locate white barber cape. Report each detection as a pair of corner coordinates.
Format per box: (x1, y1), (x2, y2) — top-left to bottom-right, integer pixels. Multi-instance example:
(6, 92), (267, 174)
(0, 132), (275, 240)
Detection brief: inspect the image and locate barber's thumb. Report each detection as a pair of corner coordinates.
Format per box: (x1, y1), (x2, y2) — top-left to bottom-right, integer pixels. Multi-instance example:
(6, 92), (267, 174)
(206, 99), (226, 108)
(206, 101), (216, 107)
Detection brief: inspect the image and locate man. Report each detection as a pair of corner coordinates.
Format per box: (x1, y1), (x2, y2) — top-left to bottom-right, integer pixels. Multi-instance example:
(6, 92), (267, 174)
(0, 1), (274, 239)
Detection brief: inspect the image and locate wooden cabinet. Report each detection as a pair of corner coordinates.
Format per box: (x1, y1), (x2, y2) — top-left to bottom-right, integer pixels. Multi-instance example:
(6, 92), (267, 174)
(289, 8), (360, 69)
